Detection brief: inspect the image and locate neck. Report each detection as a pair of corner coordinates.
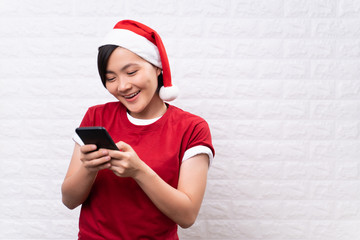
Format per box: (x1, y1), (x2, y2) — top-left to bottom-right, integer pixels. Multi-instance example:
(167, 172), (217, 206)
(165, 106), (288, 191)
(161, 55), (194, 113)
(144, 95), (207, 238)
(129, 96), (167, 120)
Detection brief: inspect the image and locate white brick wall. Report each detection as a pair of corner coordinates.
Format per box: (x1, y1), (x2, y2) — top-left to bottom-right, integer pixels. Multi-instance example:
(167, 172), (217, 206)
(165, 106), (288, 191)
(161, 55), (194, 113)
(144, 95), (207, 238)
(1, 0), (360, 239)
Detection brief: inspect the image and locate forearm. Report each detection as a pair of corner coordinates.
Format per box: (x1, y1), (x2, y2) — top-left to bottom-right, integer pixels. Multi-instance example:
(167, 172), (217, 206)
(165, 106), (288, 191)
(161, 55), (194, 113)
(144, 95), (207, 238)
(134, 165), (204, 228)
(61, 166), (97, 209)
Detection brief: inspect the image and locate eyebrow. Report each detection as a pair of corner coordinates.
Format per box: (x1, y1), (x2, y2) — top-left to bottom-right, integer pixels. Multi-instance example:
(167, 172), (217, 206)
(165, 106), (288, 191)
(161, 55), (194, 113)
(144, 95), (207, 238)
(106, 63), (140, 74)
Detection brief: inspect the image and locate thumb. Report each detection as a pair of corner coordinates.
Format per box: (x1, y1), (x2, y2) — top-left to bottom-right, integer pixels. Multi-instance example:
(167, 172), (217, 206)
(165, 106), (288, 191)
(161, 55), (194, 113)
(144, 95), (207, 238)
(116, 141), (132, 152)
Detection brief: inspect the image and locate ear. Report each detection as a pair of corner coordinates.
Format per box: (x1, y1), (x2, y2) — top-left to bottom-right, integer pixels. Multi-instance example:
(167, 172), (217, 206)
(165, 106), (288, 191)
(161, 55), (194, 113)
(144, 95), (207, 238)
(156, 67), (162, 77)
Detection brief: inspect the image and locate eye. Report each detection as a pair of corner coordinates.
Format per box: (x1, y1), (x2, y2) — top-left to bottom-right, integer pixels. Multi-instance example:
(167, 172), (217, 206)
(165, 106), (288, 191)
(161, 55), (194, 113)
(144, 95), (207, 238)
(106, 76), (116, 82)
(127, 70), (138, 76)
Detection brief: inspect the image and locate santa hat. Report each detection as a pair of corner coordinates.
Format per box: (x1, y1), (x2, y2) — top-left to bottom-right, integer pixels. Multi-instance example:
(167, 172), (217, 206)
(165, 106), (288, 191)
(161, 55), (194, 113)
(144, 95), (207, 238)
(100, 20), (179, 101)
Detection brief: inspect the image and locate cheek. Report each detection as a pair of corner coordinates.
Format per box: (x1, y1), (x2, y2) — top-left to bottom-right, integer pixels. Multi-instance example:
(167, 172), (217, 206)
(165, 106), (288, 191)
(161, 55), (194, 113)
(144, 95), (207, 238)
(105, 82), (117, 94)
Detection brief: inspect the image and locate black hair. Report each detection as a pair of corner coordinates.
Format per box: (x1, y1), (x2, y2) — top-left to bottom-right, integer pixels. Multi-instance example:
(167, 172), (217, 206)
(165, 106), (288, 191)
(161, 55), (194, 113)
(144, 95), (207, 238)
(97, 45), (163, 90)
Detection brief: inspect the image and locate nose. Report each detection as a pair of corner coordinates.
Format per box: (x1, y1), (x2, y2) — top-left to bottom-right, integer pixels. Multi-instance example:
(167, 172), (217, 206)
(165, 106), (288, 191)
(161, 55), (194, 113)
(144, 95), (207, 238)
(117, 78), (131, 93)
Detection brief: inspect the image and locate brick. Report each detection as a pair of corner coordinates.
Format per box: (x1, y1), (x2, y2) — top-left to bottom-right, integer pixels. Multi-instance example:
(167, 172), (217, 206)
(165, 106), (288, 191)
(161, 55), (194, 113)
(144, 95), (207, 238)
(281, 200), (334, 219)
(49, 219), (79, 239)
(258, 180), (308, 200)
(206, 220), (261, 239)
(334, 201), (360, 219)
(339, 0), (360, 17)
(25, 0), (74, 16)
(257, 60), (309, 79)
(310, 141), (360, 161)
(75, 1), (125, 16)
(283, 120), (334, 140)
(210, 140), (257, 162)
(284, 39), (335, 59)
(198, 200), (233, 220)
(310, 101), (360, 120)
(232, 80), (283, 99)
(232, 200), (284, 220)
(285, 0), (337, 17)
(336, 80), (360, 99)
(311, 60), (360, 80)
(258, 19), (310, 38)
(336, 40), (360, 58)
(309, 181), (360, 200)
(335, 121), (360, 139)
(0, 0), (22, 16)
(177, 99), (258, 120)
(204, 180), (230, 200)
(283, 80), (335, 99)
(334, 162), (360, 180)
(312, 19), (360, 38)
(125, 0), (177, 16)
(234, 120), (283, 140)
(176, 76), (229, 99)
(181, 0), (231, 17)
(235, 39), (283, 58)
(259, 220), (308, 239)
(284, 162), (333, 180)
(258, 100), (308, 120)
(207, 19), (258, 38)
(207, 159), (231, 180)
(234, 0), (283, 17)
(257, 141), (308, 161)
(207, 119), (235, 140)
(231, 161), (284, 180)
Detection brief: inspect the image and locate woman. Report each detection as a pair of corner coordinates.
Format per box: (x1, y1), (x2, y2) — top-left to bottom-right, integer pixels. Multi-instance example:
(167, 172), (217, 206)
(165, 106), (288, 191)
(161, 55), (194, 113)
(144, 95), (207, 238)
(61, 20), (214, 239)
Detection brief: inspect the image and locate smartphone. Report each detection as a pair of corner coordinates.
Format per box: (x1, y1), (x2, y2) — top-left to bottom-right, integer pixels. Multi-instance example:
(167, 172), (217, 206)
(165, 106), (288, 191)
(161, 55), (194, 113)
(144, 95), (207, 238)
(75, 127), (119, 150)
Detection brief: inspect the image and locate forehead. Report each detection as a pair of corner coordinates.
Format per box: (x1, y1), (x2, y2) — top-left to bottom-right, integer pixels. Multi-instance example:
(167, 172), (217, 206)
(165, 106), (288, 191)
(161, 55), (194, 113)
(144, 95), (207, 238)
(107, 47), (146, 67)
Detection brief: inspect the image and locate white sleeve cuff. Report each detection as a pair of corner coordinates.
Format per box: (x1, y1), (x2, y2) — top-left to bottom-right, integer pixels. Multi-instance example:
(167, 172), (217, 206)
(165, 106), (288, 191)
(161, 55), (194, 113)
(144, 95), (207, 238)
(182, 146), (214, 166)
(72, 133), (84, 146)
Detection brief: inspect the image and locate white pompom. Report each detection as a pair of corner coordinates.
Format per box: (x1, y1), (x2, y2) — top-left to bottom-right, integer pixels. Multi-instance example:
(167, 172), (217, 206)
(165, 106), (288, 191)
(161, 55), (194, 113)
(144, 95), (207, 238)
(159, 85), (179, 101)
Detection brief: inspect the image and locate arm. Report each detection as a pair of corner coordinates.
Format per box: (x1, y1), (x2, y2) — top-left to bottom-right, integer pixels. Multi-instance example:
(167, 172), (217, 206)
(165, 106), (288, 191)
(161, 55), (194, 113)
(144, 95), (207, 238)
(136, 154), (209, 228)
(109, 141), (209, 228)
(61, 144), (111, 209)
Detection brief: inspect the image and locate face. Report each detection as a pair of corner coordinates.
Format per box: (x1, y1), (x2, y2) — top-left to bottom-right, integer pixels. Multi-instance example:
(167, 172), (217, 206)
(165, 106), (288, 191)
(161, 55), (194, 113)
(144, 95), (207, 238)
(105, 47), (164, 119)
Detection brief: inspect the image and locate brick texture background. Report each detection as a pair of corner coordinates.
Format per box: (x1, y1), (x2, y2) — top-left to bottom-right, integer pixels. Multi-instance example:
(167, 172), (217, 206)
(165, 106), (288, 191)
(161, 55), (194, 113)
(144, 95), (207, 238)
(1, 0), (360, 239)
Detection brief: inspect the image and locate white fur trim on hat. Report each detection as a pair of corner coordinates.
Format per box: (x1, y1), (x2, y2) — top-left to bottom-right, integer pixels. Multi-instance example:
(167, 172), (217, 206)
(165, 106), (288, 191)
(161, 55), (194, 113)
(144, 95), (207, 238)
(159, 85), (179, 101)
(101, 29), (162, 69)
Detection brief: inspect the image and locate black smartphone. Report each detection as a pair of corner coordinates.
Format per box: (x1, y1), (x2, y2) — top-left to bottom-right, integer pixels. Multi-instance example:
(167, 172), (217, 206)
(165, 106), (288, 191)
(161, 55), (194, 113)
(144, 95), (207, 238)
(75, 127), (119, 150)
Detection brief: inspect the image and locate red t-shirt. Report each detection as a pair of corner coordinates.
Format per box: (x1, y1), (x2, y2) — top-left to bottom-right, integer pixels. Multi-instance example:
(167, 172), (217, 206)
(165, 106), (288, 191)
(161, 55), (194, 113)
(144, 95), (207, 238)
(78, 102), (214, 239)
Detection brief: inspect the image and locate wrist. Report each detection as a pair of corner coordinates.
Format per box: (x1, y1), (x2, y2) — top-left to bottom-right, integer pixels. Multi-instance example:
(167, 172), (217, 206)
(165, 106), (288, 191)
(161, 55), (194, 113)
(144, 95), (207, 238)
(80, 164), (99, 178)
(133, 162), (156, 183)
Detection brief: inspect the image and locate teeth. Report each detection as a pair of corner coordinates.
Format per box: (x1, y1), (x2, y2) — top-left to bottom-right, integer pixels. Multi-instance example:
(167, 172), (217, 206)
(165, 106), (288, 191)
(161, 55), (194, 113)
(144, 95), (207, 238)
(125, 91), (139, 99)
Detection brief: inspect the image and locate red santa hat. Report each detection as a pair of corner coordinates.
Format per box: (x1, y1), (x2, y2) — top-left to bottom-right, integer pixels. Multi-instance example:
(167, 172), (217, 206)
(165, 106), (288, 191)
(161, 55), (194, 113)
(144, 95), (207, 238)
(100, 20), (179, 101)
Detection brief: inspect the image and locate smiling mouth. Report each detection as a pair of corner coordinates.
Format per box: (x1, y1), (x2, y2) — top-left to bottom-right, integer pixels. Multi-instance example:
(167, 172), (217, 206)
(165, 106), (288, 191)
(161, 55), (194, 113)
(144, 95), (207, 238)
(123, 91), (140, 99)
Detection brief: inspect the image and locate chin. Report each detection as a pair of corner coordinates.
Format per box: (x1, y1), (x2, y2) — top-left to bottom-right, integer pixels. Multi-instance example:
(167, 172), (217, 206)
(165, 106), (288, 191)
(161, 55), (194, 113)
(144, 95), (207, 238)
(124, 104), (146, 115)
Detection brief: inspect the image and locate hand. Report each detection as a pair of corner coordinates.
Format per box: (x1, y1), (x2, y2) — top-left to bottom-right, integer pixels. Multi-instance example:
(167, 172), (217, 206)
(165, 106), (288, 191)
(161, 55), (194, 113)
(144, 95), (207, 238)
(79, 144), (111, 173)
(109, 141), (145, 178)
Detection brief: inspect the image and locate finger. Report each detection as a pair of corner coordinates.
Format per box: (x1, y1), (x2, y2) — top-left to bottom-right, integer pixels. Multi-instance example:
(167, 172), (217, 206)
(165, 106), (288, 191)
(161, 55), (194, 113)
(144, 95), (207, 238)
(109, 157), (130, 168)
(80, 144), (97, 154)
(116, 141), (132, 152)
(83, 155), (111, 169)
(88, 159), (111, 171)
(82, 149), (109, 161)
(108, 150), (127, 160)
(109, 165), (125, 177)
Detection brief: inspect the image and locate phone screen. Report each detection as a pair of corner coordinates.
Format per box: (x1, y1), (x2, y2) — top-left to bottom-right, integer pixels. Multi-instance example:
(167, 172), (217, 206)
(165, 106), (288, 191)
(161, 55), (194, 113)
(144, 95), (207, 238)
(75, 127), (119, 150)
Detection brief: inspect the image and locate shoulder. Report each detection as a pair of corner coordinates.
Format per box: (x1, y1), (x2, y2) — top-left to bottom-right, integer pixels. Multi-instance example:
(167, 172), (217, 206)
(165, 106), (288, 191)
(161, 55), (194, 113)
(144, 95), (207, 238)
(87, 101), (124, 112)
(168, 105), (207, 125)
(167, 104), (211, 136)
